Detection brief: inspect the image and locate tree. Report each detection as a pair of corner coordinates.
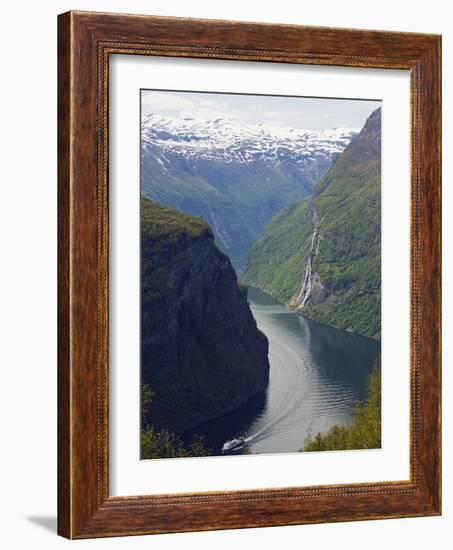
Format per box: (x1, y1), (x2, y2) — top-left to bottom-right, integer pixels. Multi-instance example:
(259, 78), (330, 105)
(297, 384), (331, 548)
(141, 384), (212, 459)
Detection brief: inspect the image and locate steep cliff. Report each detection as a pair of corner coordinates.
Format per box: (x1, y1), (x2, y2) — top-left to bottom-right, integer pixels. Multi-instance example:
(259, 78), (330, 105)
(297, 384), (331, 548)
(242, 108), (381, 338)
(141, 198), (270, 433)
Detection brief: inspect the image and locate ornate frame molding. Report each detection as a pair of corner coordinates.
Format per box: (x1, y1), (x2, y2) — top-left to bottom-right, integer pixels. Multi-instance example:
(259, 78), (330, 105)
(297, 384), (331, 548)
(58, 11), (441, 538)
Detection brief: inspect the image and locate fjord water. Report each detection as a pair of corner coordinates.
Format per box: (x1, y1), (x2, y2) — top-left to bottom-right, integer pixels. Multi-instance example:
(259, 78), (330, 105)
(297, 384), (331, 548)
(185, 286), (380, 455)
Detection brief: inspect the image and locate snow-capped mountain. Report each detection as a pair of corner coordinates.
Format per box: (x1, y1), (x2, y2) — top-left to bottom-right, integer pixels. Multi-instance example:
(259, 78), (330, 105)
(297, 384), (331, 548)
(142, 114), (356, 167)
(141, 114), (358, 270)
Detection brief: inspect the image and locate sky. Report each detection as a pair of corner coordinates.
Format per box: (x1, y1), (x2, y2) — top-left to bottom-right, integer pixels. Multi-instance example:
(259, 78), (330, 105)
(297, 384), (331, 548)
(141, 89), (381, 131)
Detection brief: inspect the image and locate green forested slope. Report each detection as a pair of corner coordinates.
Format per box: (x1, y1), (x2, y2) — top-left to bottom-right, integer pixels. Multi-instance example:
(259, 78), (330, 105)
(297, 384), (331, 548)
(242, 108), (381, 338)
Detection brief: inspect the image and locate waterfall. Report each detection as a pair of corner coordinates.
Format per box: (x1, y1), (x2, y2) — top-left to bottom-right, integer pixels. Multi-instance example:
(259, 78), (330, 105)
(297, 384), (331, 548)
(295, 207), (326, 309)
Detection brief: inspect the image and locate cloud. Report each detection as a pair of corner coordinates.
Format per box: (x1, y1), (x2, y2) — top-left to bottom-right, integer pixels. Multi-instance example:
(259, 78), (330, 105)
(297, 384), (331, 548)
(142, 91), (232, 120)
(141, 90), (380, 131)
(141, 92), (195, 113)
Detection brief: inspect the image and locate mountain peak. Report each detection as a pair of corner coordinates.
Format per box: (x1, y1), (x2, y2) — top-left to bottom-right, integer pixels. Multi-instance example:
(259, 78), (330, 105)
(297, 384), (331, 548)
(141, 113), (362, 270)
(141, 113), (358, 164)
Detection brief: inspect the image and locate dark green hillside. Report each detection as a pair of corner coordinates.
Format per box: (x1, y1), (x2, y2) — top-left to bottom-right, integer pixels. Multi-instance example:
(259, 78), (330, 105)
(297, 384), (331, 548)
(242, 108), (381, 338)
(140, 163), (257, 269)
(141, 197), (208, 239)
(141, 198), (270, 435)
(140, 159), (317, 270)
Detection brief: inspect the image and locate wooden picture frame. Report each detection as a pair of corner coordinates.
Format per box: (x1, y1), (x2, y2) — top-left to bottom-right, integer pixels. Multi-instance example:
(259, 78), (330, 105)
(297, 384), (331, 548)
(58, 10), (441, 539)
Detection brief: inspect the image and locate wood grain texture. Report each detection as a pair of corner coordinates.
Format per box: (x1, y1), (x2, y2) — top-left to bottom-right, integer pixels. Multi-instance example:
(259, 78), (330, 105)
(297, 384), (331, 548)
(57, 11), (72, 538)
(57, 10), (442, 539)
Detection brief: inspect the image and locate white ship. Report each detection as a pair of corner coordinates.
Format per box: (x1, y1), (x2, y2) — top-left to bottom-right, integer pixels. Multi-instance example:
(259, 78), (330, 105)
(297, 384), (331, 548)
(222, 437), (245, 453)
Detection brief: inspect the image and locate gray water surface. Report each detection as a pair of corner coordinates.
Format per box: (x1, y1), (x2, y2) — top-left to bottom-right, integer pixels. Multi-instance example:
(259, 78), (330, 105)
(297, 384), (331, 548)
(185, 286), (380, 455)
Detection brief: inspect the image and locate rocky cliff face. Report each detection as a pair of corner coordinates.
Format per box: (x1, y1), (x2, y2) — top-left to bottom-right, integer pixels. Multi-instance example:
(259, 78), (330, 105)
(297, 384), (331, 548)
(242, 108), (381, 338)
(141, 198), (270, 433)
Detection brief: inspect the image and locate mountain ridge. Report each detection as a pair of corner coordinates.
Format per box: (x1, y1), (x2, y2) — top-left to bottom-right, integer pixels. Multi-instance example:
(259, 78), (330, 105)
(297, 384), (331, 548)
(142, 113), (357, 165)
(242, 107), (381, 338)
(141, 113), (357, 269)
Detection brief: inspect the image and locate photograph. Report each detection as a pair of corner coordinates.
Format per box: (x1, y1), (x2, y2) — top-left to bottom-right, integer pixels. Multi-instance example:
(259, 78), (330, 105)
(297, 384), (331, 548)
(140, 90), (382, 459)
(48, 6), (441, 541)
(0, 1), (445, 544)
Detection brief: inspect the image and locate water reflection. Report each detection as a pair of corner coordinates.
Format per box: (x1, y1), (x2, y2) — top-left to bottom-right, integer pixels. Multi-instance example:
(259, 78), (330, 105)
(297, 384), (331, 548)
(183, 286), (380, 456)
